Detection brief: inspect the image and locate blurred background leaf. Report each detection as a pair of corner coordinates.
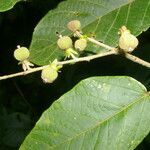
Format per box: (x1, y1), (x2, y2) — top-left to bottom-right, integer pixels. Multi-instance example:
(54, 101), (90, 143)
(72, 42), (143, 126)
(0, 0), (22, 12)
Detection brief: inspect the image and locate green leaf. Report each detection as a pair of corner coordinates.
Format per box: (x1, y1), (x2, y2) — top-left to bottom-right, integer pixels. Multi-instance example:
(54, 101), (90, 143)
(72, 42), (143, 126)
(29, 0), (150, 66)
(20, 76), (150, 150)
(0, 0), (22, 12)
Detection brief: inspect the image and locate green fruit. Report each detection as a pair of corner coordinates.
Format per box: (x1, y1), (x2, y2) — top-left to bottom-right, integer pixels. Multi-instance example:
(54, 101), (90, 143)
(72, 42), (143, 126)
(119, 32), (138, 52)
(41, 66), (58, 83)
(57, 36), (73, 50)
(75, 39), (87, 51)
(118, 26), (138, 52)
(14, 46), (30, 61)
(67, 20), (81, 32)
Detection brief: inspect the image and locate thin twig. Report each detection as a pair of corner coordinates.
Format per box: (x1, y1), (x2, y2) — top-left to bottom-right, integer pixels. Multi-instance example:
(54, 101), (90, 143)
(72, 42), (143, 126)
(58, 50), (117, 65)
(75, 31), (115, 51)
(0, 66), (48, 80)
(76, 31), (150, 68)
(0, 50), (116, 80)
(125, 53), (150, 68)
(0, 33), (150, 81)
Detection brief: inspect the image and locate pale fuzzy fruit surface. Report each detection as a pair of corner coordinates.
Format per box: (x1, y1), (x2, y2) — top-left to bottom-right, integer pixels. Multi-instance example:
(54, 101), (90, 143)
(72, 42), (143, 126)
(119, 32), (139, 52)
(14, 47), (30, 61)
(41, 66), (58, 83)
(67, 20), (81, 32)
(75, 39), (87, 51)
(57, 36), (73, 50)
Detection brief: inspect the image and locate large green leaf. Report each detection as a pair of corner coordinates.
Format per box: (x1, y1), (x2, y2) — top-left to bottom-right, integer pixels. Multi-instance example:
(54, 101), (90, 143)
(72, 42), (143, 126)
(29, 0), (150, 65)
(0, 0), (21, 12)
(20, 76), (150, 150)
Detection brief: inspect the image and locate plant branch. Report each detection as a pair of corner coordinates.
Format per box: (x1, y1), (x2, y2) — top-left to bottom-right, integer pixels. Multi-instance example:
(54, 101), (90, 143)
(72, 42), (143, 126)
(76, 31), (150, 68)
(0, 50), (116, 80)
(125, 53), (150, 68)
(0, 66), (48, 80)
(75, 31), (115, 51)
(0, 33), (150, 81)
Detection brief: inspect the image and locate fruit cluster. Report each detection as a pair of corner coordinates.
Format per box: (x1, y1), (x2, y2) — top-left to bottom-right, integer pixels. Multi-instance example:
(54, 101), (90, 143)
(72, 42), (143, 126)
(57, 20), (87, 59)
(13, 20), (139, 84)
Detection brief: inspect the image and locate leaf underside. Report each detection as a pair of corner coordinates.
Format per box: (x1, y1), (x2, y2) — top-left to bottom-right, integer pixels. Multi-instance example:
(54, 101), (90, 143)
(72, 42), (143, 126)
(20, 76), (150, 150)
(29, 0), (150, 65)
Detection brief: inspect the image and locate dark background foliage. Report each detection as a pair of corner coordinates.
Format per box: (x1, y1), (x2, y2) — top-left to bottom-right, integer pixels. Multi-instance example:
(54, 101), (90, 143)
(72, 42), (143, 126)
(0, 0), (149, 149)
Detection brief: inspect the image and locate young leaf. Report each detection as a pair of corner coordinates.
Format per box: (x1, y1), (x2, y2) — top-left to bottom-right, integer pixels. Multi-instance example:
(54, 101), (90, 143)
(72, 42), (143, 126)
(0, 0), (22, 12)
(20, 76), (150, 150)
(29, 0), (150, 65)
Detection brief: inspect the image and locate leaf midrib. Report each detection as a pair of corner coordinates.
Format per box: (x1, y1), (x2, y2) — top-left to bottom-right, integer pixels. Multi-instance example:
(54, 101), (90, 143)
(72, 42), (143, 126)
(51, 93), (148, 149)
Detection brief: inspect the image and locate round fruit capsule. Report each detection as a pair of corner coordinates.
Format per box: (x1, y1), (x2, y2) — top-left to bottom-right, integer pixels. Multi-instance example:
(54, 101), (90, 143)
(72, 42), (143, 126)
(57, 36), (73, 50)
(119, 32), (138, 52)
(67, 20), (81, 32)
(41, 66), (58, 83)
(75, 38), (87, 51)
(14, 46), (30, 61)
